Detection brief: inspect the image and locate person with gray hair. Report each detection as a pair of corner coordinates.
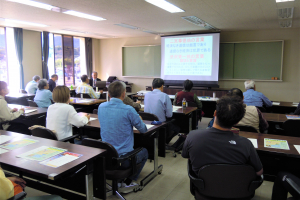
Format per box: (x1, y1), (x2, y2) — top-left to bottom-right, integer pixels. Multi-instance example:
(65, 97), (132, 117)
(25, 75), (41, 94)
(98, 81), (148, 191)
(89, 71), (101, 87)
(34, 79), (53, 108)
(243, 80), (272, 107)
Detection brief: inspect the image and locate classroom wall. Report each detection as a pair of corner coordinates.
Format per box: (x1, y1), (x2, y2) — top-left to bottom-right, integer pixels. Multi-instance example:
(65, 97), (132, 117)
(95, 28), (300, 102)
(23, 29), (42, 84)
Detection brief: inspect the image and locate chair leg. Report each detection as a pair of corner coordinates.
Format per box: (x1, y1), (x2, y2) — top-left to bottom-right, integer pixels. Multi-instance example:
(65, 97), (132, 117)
(112, 180), (118, 195)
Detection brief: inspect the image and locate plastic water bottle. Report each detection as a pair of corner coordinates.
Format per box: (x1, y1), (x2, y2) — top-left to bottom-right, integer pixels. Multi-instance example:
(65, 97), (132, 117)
(182, 98), (187, 109)
(70, 85), (74, 90)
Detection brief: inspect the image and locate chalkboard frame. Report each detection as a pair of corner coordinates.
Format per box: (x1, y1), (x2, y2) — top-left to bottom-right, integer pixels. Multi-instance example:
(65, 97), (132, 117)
(219, 40), (284, 82)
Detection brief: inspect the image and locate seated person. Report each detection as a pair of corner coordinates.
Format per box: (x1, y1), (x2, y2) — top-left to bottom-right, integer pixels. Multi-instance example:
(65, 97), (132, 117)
(98, 81), (148, 189)
(89, 71), (101, 87)
(0, 81), (30, 135)
(47, 86), (90, 140)
(144, 78), (180, 144)
(123, 96), (141, 112)
(173, 79), (202, 110)
(25, 75), (40, 94)
(48, 74), (58, 92)
(294, 102), (300, 115)
(272, 171), (300, 200)
(0, 166), (62, 200)
(76, 75), (104, 99)
(243, 80), (272, 107)
(228, 88), (269, 133)
(182, 96), (263, 176)
(34, 79), (53, 108)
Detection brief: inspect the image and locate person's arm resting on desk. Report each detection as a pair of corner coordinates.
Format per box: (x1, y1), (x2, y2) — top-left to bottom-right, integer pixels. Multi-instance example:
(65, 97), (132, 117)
(68, 107), (89, 127)
(193, 94), (202, 110)
(88, 87), (100, 99)
(130, 108), (147, 133)
(261, 94), (272, 107)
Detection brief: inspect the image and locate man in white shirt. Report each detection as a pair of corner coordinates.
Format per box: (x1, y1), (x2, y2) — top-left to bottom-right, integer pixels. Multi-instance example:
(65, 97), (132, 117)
(25, 75), (40, 94)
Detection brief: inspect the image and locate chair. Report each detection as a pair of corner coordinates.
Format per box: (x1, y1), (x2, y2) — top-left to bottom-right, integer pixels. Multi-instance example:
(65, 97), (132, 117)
(256, 107), (267, 113)
(27, 100), (38, 107)
(93, 109), (98, 114)
(30, 127), (79, 143)
(7, 191), (27, 200)
(275, 120), (300, 137)
(82, 138), (143, 199)
(138, 112), (159, 121)
(233, 125), (258, 133)
(75, 93), (91, 99)
(188, 160), (263, 200)
(19, 89), (27, 94)
(286, 177), (300, 200)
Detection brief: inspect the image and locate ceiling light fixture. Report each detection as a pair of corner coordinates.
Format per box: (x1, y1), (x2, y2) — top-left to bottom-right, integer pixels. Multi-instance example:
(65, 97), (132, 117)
(145, 0), (184, 13)
(0, 18), (48, 27)
(114, 23), (139, 30)
(61, 29), (112, 37)
(182, 16), (219, 31)
(63, 10), (106, 21)
(276, 0), (294, 2)
(279, 19), (292, 28)
(277, 7), (294, 19)
(142, 29), (161, 35)
(6, 0), (58, 11)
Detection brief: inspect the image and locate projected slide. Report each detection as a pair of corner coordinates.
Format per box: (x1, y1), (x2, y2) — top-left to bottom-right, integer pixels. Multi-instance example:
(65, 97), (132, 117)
(164, 36), (213, 76)
(161, 33), (220, 82)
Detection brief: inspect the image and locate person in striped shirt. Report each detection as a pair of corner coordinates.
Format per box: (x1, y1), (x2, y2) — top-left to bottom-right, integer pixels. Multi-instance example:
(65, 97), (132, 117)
(75, 75), (104, 99)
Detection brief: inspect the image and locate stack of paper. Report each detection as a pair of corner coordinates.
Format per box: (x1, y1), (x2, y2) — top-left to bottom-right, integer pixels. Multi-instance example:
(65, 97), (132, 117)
(133, 124), (154, 131)
(272, 102), (280, 106)
(247, 138), (258, 148)
(293, 102), (299, 107)
(89, 117), (97, 122)
(172, 106), (182, 112)
(24, 109), (37, 114)
(294, 145), (300, 154)
(40, 152), (82, 168)
(17, 146), (67, 161)
(264, 138), (289, 150)
(77, 100), (93, 103)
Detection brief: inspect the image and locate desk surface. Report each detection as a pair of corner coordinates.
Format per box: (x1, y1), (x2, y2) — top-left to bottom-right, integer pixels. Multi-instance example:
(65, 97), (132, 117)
(8, 104), (48, 118)
(0, 131), (105, 180)
(80, 113), (167, 136)
(140, 106), (196, 115)
(69, 98), (106, 105)
(6, 93), (35, 98)
(262, 113), (288, 123)
(239, 131), (300, 157)
(272, 101), (298, 108)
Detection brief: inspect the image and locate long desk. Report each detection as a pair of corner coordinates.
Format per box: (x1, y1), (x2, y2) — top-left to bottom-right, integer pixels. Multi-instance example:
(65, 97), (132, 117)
(5, 93), (35, 106)
(240, 131), (300, 181)
(79, 113), (167, 187)
(69, 98), (106, 105)
(0, 130), (106, 200)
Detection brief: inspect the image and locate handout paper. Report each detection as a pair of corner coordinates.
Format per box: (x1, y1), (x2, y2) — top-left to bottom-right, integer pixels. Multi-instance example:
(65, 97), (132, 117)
(0, 135), (13, 144)
(17, 146), (67, 161)
(40, 152), (82, 168)
(247, 138), (258, 148)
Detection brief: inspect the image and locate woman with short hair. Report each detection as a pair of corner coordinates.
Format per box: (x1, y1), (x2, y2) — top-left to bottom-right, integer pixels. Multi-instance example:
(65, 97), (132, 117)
(46, 86), (90, 140)
(34, 79), (53, 108)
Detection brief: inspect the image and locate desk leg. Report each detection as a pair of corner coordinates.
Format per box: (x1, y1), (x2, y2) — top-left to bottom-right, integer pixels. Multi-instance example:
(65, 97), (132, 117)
(85, 162), (94, 200)
(140, 129), (164, 187)
(189, 113), (192, 132)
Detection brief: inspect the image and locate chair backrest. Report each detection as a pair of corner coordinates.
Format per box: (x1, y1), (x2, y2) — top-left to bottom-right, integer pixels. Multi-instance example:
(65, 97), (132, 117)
(93, 109), (98, 114)
(233, 125), (258, 133)
(76, 93), (91, 99)
(282, 120), (300, 137)
(19, 89), (27, 94)
(138, 112), (159, 121)
(176, 101), (198, 107)
(27, 100), (38, 107)
(82, 138), (119, 170)
(7, 191), (27, 200)
(285, 177), (300, 199)
(30, 127), (58, 140)
(256, 106), (266, 113)
(193, 163), (262, 199)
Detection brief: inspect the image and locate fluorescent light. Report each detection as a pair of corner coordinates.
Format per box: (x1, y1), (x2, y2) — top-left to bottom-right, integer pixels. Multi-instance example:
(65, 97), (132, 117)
(145, 0), (184, 13)
(182, 16), (219, 31)
(63, 10), (106, 21)
(276, 0), (294, 2)
(3, 18), (48, 27)
(7, 0), (56, 10)
(114, 23), (139, 30)
(279, 19), (292, 28)
(278, 7), (294, 19)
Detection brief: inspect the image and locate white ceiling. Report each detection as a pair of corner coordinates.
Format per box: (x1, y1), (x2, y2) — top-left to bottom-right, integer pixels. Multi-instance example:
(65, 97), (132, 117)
(0, 0), (299, 39)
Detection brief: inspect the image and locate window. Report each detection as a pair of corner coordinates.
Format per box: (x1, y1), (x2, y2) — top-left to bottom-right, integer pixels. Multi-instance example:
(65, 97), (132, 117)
(0, 27), (20, 93)
(46, 34), (86, 86)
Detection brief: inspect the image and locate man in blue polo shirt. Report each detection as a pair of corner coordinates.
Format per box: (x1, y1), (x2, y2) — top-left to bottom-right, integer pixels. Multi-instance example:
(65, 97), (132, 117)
(98, 81), (148, 190)
(243, 80), (272, 108)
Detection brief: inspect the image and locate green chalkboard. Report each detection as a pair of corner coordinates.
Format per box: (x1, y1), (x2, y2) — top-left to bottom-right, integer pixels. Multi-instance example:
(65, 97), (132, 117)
(219, 41), (283, 80)
(122, 46), (161, 77)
